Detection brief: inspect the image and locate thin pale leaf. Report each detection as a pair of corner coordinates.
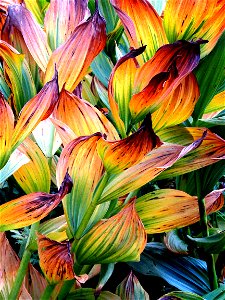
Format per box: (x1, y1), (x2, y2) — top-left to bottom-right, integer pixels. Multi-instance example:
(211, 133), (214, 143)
(13, 138), (51, 193)
(44, 7), (106, 91)
(44, 0), (90, 50)
(0, 172), (73, 231)
(75, 201), (147, 264)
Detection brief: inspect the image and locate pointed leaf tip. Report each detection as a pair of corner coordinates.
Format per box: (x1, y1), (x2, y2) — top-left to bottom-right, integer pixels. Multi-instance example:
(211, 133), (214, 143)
(58, 171), (73, 198)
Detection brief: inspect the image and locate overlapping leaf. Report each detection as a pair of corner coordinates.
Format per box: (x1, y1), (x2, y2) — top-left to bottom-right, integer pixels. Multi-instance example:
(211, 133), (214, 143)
(203, 91), (225, 116)
(44, 0), (90, 50)
(97, 115), (162, 174)
(13, 138), (51, 193)
(53, 88), (119, 140)
(111, 0), (168, 61)
(75, 201), (147, 264)
(0, 172), (72, 231)
(44, 6), (107, 91)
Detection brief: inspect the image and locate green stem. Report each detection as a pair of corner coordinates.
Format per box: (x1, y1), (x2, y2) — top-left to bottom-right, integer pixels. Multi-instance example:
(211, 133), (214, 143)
(207, 254), (219, 290)
(57, 280), (75, 300)
(9, 222), (40, 299)
(40, 284), (56, 300)
(198, 197), (209, 237)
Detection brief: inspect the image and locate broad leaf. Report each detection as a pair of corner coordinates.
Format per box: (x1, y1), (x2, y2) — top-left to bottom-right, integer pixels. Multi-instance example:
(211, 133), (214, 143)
(163, 0), (225, 57)
(116, 271), (149, 300)
(129, 242), (210, 295)
(0, 172), (72, 231)
(203, 91), (225, 115)
(44, 6), (107, 91)
(111, 0), (168, 61)
(97, 115), (162, 174)
(159, 291), (204, 300)
(204, 285), (225, 300)
(7, 4), (52, 72)
(13, 138), (51, 193)
(44, 0), (90, 50)
(75, 201), (147, 264)
(67, 288), (120, 300)
(37, 233), (88, 284)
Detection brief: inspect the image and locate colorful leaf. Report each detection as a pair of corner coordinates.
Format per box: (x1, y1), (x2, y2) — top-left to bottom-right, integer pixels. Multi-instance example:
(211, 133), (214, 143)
(50, 118), (77, 146)
(66, 288), (121, 300)
(13, 138), (51, 193)
(75, 201), (147, 264)
(152, 73), (200, 131)
(53, 88), (119, 140)
(25, 264), (47, 300)
(163, 0), (225, 57)
(0, 92), (14, 168)
(0, 172), (73, 231)
(37, 233), (88, 284)
(203, 91), (225, 116)
(11, 71), (59, 152)
(159, 291), (204, 300)
(44, 6), (106, 91)
(98, 133), (205, 203)
(7, 4), (52, 72)
(44, 0), (90, 50)
(111, 0), (168, 61)
(116, 271), (149, 300)
(97, 115), (162, 174)
(23, 0), (47, 25)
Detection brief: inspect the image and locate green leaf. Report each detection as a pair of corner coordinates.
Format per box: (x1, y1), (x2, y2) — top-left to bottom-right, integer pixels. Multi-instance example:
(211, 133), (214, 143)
(0, 64), (10, 100)
(66, 288), (121, 300)
(187, 230), (225, 254)
(129, 242), (210, 295)
(204, 285), (225, 300)
(159, 291), (204, 300)
(164, 230), (188, 254)
(91, 51), (113, 87)
(96, 264), (115, 292)
(193, 31), (225, 121)
(98, 0), (119, 33)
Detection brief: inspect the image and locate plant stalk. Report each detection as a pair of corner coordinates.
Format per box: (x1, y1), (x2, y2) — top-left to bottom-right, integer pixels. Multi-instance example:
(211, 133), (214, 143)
(40, 284), (56, 300)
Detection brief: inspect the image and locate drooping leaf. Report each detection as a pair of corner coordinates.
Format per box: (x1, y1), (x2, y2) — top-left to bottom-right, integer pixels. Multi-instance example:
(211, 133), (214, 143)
(75, 201), (147, 264)
(0, 232), (31, 300)
(56, 133), (108, 236)
(53, 88), (119, 140)
(0, 172), (72, 231)
(44, 6), (107, 91)
(44, 0), (90, 50)
(37, 233), (88, 284)
(11, 71), (59, 152)
(158, 128), (225, 179)
(152, 73), (200, 132)
(116, 271), (149, 300)
(0, 149), (30, 186)
(0, 92), (14, 168)
(6, 4), (52, 72)
(0, 40), (36, 114)
(111, 0), (168, 61)
(163, 0), (225, 57)
(164, 230), (188, 254)
(13, 138), (51, 193)
(129, 242), (210, 295)
(130, 40), (204, 123)
(96, 263), (115, 293)
(99, 133), (205, 203)
(97, 115), (162, 174)
(159, 291), (204, 300)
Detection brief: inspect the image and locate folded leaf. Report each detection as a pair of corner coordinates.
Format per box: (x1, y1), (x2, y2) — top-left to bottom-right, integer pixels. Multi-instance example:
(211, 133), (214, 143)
(164, 230), (188, 254)
(13, 138), (51, 193)
(11, 71), (59, 152)
(0, 92), (14, 168)
(44, 6), (106, 91)
(37, 233), (88, 284)
(56, 133), (107, 236)
(53, 88), (119, 140)
(7, 4), (52, 72)
(44, 0), (90, 50)
(111, 0), (168, 61)
(0, 172), (73, 231)
(75, 201), (147, 264)
(97, 115), (162, 174)
(99, 133), (205, 203)
(152, 73), (200, 131)
(163, 0), (225, 57)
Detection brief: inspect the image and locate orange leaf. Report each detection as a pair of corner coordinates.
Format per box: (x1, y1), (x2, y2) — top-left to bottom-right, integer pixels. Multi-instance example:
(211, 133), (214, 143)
(50, 118), (77, 146)
(0, 172), (73, 231)
(97, 115), (162, 174)
(37, 233), (88, 284)
(152, 73), (200, 131)
(163, 0), (225, 57)
(75, 201), (147, 264)
(44, 6), (106, 91)
(11, 71), (59, 151)
(111, 0), (168, 61)
(53, 88), (119, 140)
(7, 4), (52, 71)
(0, 92), (14, 168)
(44, 0), (90, 50)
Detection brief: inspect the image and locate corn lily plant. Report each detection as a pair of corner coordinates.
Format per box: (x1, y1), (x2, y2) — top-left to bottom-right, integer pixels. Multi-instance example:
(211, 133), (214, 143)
(0, 0), (225, 299)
